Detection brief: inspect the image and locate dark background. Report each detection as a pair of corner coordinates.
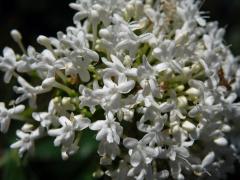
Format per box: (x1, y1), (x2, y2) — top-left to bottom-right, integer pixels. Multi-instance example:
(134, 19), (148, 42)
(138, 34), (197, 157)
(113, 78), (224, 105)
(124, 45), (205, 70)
(0, 0), (240, 180)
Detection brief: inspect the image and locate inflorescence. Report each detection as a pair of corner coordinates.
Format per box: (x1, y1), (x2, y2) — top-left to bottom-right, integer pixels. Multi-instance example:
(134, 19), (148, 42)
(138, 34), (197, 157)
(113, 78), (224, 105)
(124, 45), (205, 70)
(1, 0), (240, 179)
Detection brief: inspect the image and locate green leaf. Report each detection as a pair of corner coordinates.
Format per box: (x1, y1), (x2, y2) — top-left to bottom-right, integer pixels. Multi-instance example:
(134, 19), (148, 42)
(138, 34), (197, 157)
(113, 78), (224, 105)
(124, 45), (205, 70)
(2, 150), (26, 180)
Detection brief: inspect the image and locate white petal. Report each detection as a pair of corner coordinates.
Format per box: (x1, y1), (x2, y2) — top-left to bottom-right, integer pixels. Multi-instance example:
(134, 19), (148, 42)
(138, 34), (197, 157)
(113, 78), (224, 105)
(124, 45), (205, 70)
(16, 130), (28, 138)
(203, 35), (212, 50)
(89, 120), (105, 130)
(153, 63), (169, 73)
(83, 48), (99, 61)
(158, 102), (174, 113)
(138, 33), (153, 43)
(196, 16), (206, 26)
(42, 77), (55, 88)
(32, 112), (47, 122)
(182, 121), (196, 132)
(106, 129), (114, 143)
(158, 170), (169, 179)
(202, 151), (215, 167)
(118, 80), (135, 94)
(123, 138), (138, 149)
(109, 93), (121, 109)
(141, 133), (154, 145)
(130, 150), (141, 167)
(59, 116), (72, 127)
(3, 47), (15, 60)
(214, 137), (228, 146)
(10, 141), (22, 149)
(110, 55), (125, 69)
(4, 71), (13, 84)
(9, 105), (25, 114)
(125, 68), (138, 77)
(144, 147), (158, 158)
(106, 111), (114, 121)
(31, 127), (44, 139)
(74, 116), (90, 130)
(96, 128), (108, 141)
(0, 118), (11, 133)
(79, 69), (90, 82)
(54, 135), (63, 146)
(102, 57), (114, 67)
(48, 128), (63, 137)
(175, 147), (190, 158)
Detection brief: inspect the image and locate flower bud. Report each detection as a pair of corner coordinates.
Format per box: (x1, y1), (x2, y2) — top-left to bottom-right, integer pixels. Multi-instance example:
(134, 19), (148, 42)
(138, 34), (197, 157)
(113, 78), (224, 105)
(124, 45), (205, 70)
(222, 125), (231, 132)
(62, 97), (71, 105)
(37, 35), (51, 48)
(214, 137), (228, 146)
(152, 47), (162, 58)
(185, 87), (200, 96)
(177, 96), (188, 108)
(21, 123), (34, 132)
(183, 67), (191, 76)
(91, 9), (99, 22)
(10, 29), (22, 43)
(126, 4), (134, 17)
(99, 29), (111, 39)
(182, 121), (196, 132)
(42, 77), (55, 89)
(176, 85), (185, 92)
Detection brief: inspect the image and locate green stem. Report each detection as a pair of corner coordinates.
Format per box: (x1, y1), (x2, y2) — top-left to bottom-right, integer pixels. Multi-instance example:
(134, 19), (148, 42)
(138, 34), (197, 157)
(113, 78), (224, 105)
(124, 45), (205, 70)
(56, 70), (68, 83)
(54, 81), (77, 97)
(17, 41), (27, 54)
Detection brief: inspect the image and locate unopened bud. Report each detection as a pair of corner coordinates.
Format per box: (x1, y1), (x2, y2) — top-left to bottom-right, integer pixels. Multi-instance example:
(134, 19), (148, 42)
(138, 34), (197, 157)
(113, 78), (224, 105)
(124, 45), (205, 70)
(186, 87), (200, 96)
(10, 29), (22, 43)
(37, 35), (51, 48)
(214, 137), (228, 146)
(42, 77), (55, 88)
(182, 121), (196, 131)
(21, 123), (34, 132)
(177, 96), (188, 108)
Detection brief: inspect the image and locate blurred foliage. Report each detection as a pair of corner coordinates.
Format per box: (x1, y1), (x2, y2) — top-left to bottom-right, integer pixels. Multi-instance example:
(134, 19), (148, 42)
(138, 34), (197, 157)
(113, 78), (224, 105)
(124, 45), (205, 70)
(0, 0), (240, 179)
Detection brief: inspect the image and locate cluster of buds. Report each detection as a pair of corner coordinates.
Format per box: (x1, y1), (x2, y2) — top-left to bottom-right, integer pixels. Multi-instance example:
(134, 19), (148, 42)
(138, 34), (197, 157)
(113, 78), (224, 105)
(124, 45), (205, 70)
(0, 0), (240, 179)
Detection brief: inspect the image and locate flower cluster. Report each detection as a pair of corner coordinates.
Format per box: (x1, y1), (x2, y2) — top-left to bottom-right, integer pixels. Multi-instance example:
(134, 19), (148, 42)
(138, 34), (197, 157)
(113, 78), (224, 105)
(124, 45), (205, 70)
(1, 0), (240, 179)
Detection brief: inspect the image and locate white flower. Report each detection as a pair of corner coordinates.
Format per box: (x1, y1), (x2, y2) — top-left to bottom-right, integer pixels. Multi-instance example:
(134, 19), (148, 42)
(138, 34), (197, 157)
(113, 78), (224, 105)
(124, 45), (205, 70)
(48, 115), (90, 147)
(97, 14), (153, 57)
(137, 106), (167, 133)
(13, 76), (50, 108)
(123, 133), (158, 167)
(79, 81), (102, 113)
(152, 40), (183, 74)
(10, 126), (44, 157)
(102, 54), (137, 77)
(98, 141), (120, 165)
(0, 0), (239, 179)
(32, 94), (59, 129)
(177, 0), (206, 26)
(57, 25), (99, 82)
(32, 105), (58, 129)
(82, 71), (135, 112)
(49, 97), (76, 117)
(90, 111), (123, 144)
(16, 46), (38, 72)
(48, 114), (90, 159)
(67, 49), (98, 82)
(0, 103), (25, 133)
(0, 47), (17, 83)
(191, 151), (215, 176)
(105, 161), (131, 180)
(31, 49), (58, 78)
(123, 134), (158, 180)
(137, 56), (169, 97)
